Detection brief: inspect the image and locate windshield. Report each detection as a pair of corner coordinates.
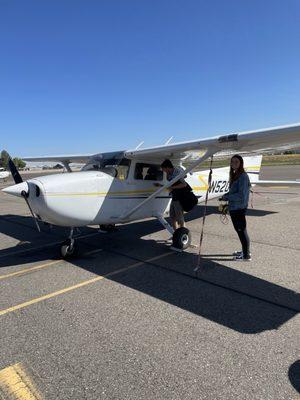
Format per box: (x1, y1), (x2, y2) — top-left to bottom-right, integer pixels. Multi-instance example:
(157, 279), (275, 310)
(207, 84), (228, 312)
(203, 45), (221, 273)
(82, 158), (131, 180)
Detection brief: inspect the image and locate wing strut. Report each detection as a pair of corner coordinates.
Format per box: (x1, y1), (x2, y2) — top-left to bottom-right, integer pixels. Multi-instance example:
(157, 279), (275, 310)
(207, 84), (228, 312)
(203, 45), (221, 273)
(62, 161), (72, 172)
(194, 156), (214, 273)
(121, 148), (216, 220)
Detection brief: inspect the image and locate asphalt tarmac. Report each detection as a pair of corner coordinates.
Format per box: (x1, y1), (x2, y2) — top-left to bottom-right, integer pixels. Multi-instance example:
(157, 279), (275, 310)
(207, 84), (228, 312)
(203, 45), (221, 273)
(0, 166), (299, 399)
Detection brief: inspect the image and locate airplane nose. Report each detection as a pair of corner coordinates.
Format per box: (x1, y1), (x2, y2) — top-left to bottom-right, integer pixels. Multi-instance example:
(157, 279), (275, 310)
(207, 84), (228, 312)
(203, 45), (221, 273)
(2, 182), (29, 197)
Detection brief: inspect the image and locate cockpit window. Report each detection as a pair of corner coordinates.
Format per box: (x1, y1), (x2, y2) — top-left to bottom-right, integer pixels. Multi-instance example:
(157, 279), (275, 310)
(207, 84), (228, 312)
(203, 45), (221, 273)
(134, 163), (163, 181)
(82, 158), (131, 180)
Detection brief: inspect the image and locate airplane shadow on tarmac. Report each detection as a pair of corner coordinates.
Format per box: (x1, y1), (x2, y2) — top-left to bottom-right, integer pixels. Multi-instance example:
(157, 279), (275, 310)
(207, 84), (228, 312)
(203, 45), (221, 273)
(0, 206), (299, 335)
(288, 360), (300, 394)
(0, 205), (274, 250)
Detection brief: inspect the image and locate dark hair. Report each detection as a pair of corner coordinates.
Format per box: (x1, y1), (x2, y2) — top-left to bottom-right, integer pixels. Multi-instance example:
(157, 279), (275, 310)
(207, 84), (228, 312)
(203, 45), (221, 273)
(161, 159), (173, 169)
(229, 154), (245, 186)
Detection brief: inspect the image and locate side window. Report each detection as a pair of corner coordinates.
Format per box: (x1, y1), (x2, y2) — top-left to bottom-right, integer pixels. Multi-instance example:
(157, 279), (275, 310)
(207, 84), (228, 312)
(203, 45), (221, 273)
(134, 163), (163, 181)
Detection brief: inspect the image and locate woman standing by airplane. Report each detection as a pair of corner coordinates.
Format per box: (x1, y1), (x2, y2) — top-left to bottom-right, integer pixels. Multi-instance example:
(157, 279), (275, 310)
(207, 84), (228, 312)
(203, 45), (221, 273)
(220, 154), (251, 261)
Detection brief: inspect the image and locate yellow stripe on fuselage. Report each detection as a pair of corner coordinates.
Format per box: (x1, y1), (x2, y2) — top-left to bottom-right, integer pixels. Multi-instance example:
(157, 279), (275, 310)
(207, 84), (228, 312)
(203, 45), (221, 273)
(197, 176), (209, 191)
(245, 166), (261, 172)
(45, 188), (160, 197)
(40, 185), (209, 198)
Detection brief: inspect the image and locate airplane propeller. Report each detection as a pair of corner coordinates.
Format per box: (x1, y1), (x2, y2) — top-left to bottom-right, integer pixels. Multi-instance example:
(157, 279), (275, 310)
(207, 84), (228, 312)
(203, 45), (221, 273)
(7, 157), (41, 232)
(8, 157), (23, 185)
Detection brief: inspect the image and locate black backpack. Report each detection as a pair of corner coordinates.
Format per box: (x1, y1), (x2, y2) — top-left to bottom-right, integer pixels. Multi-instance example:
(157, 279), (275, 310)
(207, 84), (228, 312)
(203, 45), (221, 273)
(172, 184), (198, 212)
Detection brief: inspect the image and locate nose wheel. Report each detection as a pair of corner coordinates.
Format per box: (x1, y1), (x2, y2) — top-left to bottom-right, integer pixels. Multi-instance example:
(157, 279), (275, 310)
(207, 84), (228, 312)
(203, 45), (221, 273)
(60, 238), (78, 259)
(60, 228), (78, 259)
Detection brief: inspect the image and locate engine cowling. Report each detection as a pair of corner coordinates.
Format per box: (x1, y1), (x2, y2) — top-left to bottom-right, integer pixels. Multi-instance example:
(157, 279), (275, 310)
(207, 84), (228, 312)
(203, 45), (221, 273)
(3, 171), (113, 226)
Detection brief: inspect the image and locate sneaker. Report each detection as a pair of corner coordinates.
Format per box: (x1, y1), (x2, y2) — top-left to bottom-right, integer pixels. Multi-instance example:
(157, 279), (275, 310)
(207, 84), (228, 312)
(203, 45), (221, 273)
(234, 253), (252, 261)
(233, 250), (251, 257)
(233, 250), (242, 256)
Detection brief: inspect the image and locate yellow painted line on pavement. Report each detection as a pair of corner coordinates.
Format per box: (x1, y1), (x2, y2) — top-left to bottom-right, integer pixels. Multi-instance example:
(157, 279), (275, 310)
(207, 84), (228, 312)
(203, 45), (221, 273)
(0, 363), (41, 399)
(0, 248), (102, 281)
(0, 241), (63, 259)
(0, 252), (171, 318)
(0, 231), (100, 259)
(0, 261), (60, 281)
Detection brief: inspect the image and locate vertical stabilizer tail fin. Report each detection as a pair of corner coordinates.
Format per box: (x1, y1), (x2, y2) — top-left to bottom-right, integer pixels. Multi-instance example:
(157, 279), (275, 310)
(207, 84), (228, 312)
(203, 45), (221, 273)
(243, 155), (263, 183)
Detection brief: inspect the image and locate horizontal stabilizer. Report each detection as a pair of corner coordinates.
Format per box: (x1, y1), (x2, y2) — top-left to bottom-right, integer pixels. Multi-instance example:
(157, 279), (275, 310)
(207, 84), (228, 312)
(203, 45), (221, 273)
(254, 180), (300, 186)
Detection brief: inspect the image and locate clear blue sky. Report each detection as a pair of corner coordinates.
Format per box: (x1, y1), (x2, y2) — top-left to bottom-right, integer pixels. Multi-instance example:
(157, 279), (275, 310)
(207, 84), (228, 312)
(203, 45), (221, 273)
(1, 0), (300, 157)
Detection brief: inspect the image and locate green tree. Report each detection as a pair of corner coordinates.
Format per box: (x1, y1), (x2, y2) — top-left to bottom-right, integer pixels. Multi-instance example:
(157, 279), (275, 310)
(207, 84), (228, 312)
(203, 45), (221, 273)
(0, 150), (26, 170)
(1, 150), (10, 169)
(13, 158), (26, 169)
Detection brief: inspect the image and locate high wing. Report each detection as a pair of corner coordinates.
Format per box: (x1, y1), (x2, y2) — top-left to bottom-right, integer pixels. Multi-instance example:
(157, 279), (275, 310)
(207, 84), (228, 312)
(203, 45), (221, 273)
(124, 123), (300, 162)
(21, 151), (126, 171)
(22, 151), (127, 165)
(22, 154), (95, 164)
(22, 123), (300, 168)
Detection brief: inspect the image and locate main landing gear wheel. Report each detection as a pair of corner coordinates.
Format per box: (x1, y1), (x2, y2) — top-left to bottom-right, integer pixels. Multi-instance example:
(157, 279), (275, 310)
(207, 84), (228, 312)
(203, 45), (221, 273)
(60, 239), (78, 259)
(172, 227), (191, 250)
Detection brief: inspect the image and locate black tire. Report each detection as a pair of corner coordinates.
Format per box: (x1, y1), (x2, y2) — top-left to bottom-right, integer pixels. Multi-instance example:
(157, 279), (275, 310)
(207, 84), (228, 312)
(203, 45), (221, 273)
(60, 240), (78, 259)
(172, 227), (191, 250)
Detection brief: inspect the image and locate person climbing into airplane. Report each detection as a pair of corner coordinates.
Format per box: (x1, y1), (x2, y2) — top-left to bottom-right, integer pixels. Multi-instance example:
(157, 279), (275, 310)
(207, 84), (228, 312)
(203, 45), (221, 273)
(153, 159), (187, 231)
(219, 154), (251, 261)
(155, 159), (198, 233)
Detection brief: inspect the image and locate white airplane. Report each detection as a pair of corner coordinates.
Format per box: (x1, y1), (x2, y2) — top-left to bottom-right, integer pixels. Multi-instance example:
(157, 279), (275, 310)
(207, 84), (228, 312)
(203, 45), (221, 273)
(2, 123), (300, 258)
(0, 168), (9, 181)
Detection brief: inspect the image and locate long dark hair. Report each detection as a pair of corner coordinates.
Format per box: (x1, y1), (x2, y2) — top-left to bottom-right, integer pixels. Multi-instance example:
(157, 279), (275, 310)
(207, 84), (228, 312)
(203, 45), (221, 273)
(229, 154), (245, 186)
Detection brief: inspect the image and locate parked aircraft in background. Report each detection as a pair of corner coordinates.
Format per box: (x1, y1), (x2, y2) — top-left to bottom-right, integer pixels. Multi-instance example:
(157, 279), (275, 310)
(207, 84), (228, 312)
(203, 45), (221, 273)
(0, 168), (9, 181)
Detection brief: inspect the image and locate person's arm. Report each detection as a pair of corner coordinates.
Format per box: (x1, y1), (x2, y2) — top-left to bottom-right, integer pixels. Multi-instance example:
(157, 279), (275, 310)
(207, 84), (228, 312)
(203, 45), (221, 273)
(222, 174), (249, 202)
(153, 182), (172, 192)
(170, 182), (187, 189)
(169, 167), (188, 190)
(154, 168), (187, 189)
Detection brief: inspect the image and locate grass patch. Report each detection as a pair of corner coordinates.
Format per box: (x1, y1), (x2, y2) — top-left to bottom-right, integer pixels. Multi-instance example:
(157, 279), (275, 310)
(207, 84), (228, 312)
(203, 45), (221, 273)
(261, 154), (300, 166)
(199, 154), (300, 168)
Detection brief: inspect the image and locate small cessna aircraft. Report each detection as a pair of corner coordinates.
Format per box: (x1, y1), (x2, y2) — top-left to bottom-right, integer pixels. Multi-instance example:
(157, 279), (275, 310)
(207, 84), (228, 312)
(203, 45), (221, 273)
(2, 123), (300, 258)
(0, 168), (9, 181)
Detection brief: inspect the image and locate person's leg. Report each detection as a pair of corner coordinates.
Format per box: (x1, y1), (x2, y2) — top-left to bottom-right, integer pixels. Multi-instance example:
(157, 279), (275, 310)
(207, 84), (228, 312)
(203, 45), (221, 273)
(236, 229), (250, 257)
(230, 210), (250, 258)
(238, 210), (250, 257)
(172, 220), (179, 230)
(173, 201), (185, 229)
(170, 202), (179, 231)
